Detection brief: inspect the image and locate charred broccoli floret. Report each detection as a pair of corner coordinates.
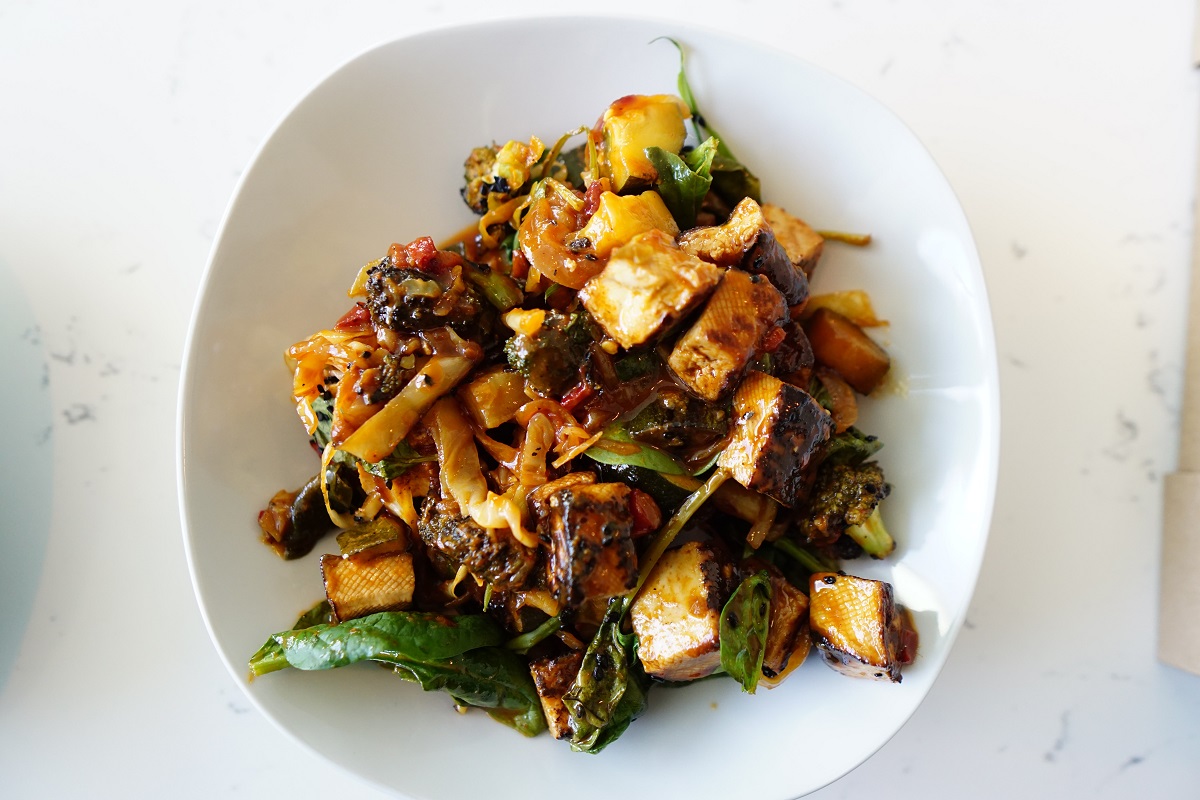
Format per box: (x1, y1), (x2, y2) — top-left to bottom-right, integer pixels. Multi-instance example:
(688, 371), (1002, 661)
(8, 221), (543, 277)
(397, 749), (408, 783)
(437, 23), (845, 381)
(503, 311), (594, 398)
(796, 461), (892, 557)
(461, 139), (544, 215)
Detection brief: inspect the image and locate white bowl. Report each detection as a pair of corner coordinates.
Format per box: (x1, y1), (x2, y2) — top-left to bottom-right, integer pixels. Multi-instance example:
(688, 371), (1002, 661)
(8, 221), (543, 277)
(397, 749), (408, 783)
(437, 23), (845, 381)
(178, 16), (998, 800)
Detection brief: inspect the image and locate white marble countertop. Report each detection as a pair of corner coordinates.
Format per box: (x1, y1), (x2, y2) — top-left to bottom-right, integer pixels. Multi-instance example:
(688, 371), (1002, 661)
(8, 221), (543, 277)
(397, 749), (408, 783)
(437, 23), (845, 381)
(2, 1), (1198, 797)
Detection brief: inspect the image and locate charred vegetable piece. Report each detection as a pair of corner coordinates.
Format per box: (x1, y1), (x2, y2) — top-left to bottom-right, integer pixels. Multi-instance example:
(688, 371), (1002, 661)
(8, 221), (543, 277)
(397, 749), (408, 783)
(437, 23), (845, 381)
(625, 389), (730, 450)
(771, 321), (816, 386)
(575, 190), (680, 259)
(587, 462), (696, 517)
(365, 246), (489, 336)
(418, 500), (538, 591)
(580, 229), (721, 349)
(601, 94), (690, 193)
(321, 550), (416, 622)
(461, 138), (543, 214)
(797, 461), (890, 550)
(717, 371), (833, 508)
(504, 311), (591, 398)
(668, 269), (788, 401)
(804, 307), (891, 394)
(535, 482), (638, 609)
(762, 203), (825, 277)
(457, 367), (528, 429)
(336, 515), (409, 558)
(809, 572), (903, 682)
(529, 650), (586, 740)
(760, 570), (811, 680)
(823, 426), (884, 466)
(258, 474), (335, 559)
(678, 197), (809, 308)
(630, 541), (734, 681)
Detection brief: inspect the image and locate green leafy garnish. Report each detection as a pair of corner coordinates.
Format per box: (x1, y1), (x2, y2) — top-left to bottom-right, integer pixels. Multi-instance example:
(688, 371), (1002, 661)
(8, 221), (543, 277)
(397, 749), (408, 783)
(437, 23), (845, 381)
(719, 571), (772, 693)
(645, 136), (718, 228)
(823, 426), (884, 466)
(584, 423), (688, 476)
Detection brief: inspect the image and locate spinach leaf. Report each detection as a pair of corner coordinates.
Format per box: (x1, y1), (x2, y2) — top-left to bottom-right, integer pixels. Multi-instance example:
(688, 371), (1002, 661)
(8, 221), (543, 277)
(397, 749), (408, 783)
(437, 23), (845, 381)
(584, 423), (688, 476)
(563, 597), (648, 753)
(645, 136), (717, 229)
(248, 600), (335, 674)
(656, 37), (762, 206)
(294, 600), (335, 629)
(248, 611), (504, 677)
(389, 647), (546, 737)
(359, 440), (437, 479)
(720, 570), (772, 693)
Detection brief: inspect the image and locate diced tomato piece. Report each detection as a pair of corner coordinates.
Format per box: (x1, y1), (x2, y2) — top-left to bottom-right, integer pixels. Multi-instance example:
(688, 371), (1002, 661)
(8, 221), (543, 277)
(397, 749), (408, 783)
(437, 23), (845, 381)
(333, 302), (371, 331)
(629, 489), (662, 537)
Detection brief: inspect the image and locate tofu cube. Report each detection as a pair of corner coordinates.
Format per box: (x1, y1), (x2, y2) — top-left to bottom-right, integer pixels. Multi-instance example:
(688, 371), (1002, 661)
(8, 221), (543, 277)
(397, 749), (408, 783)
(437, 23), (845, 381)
(580, 229), (722, 349)
(808, 572), (902, 682)
(630, 541), (734, 681)
(321, 550), (415, 622)
(679, 197), (809, 307)
(762, 203), (825, 277)
(717, 371), (833, 507)
(529, 650), (585, 740)
(537, 482), (637, 609)
(668, 269), (788, 401)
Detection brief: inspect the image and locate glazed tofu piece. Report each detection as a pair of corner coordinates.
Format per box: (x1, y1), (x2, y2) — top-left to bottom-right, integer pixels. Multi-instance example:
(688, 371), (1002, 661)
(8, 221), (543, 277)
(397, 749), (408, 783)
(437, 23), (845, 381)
(667, 269), (788, 401)
(762, 203), (825, 277)
(762, 572), (812, 679)
(580, 229), (722, 349)
(678, 197), (810, 308)
(808, 572), (902, 682)
(536, 482), (637, 609)
(529, 650), (585, 740)
(321, 550), (415, 622)
(630, 541), (734, 681)
(717, 371), (833, 507)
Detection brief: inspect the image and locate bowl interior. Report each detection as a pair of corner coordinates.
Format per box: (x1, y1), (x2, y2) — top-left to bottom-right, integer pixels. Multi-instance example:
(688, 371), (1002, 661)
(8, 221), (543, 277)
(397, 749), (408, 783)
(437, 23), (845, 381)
(179, 17), (997, 800)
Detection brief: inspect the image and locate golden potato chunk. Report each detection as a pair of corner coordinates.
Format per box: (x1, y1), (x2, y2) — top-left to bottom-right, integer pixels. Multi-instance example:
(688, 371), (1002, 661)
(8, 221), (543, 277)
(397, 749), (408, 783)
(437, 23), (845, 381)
(602, 94), (690, 192)
(668, 269), (787, 401)
(576, 190), (679, 260)
(321, 550), (415, 622)
(580, 229), (721, 349)
(717, 371), (833, 507)
(630, 541), (734, 681)
(808, 572), (902, 682)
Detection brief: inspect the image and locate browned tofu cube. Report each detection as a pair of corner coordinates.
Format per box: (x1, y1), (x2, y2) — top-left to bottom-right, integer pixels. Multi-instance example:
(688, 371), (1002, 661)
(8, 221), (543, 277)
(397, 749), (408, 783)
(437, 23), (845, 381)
(762, 572), (812, 679)
(808, 572), (902, 682)
(717, 371), (833, 507)
(529, 650), (585, 740)
(630, 541), (734, 681)
(321, 550), (415, 622)
(668, 269), (788, 401)
(537, 482), (637, 608)
(679, 197), (809, 307)
(762, 203), (825, 277)
(579, 229), (721, 349)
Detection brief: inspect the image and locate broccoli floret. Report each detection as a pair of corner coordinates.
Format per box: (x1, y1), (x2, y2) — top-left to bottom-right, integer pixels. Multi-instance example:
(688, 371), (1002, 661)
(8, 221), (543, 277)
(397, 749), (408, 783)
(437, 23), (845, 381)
(504, 312), (591, 398)
(796, 461), (892, 557)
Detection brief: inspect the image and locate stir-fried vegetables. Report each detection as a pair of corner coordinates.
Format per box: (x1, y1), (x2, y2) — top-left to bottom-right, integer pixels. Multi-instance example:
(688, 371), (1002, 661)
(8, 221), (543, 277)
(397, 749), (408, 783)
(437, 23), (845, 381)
(248, 47), (916, 753)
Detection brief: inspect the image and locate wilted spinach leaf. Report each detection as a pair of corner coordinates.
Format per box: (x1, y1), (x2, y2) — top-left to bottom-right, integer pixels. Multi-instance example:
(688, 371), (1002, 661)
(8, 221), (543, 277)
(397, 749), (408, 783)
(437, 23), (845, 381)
(563, 598), (648, 753)
(583, 423), (688, 476)
(646, 136), (718, 229)
(720, 570), (772, 693)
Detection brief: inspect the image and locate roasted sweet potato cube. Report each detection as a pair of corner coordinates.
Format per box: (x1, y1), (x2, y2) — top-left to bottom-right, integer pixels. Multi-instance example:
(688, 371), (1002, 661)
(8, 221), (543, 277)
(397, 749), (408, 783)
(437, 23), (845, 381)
(762, 572), (811, 679)
(762, 203), (824, 277)
(529, 650), (585, 740)
(679, 197), (809, 307)
(537, 482), (637, 608)
(808, 572), (902, 682)
(630, 541), (734, 681)
(668, 269), (788, 402)
(804, 307), (890, 394)
(717, 371), (833, 507)
(321, 550), (415, 622)
(580, 230), (721, 349)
